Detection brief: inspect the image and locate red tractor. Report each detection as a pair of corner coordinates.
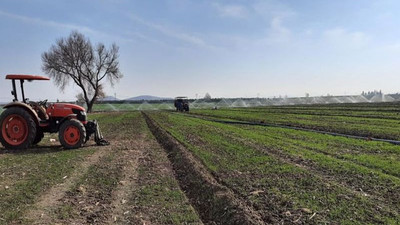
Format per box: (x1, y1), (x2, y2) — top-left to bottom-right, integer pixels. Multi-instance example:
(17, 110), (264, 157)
(0, 74), (109, 150)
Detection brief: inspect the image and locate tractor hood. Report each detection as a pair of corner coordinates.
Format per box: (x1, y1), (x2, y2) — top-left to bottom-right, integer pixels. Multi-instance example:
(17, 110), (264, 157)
(52, 103), (86, 112)
(47, 103), (86, 118)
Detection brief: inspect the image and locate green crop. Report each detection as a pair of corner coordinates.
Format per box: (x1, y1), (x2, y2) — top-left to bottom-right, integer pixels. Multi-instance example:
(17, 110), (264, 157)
(149, 111), (400, 224)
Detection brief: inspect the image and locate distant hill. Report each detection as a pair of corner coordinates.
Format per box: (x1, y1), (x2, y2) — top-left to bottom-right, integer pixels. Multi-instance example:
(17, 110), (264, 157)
(125, 95), (172, 101)
(98, 96), (119, 101)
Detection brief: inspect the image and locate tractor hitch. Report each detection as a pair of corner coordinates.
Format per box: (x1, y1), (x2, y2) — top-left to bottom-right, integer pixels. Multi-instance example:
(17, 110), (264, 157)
(85, 120), (110, 146)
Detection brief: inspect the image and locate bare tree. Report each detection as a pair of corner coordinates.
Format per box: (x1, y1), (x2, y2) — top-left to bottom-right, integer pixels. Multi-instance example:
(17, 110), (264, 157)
(76, 84), (105, 104)
(42, 31), (123, 112)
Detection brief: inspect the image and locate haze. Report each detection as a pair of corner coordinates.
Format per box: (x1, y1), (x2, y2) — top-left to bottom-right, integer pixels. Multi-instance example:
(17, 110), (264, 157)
(0, 0), (399, 102)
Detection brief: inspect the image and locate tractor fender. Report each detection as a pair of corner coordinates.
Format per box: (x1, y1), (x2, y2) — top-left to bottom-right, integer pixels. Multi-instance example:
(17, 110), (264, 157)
(3, 102), (40, 126)
(58, 114), (78, 127)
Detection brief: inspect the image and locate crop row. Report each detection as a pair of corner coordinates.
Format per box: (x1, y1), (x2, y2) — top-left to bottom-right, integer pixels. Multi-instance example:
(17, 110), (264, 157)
(258, 102), (400, 112)
(149, 112), (400, 224)
(227, 106), (400, 120)
(192, 108), (400, 140)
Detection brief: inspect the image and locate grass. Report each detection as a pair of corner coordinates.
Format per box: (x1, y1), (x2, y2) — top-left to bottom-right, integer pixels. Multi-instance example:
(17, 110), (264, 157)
(0, 148), (95, 224)
(224, 103), (400, 119)
(149, 111), (400, 224)
(0, 112), (144, 224)
(0, 112), (133, 224)
(54, 151), (122, 221)
(126, 113), (201, 224)
(53, 112), (201, 224)
(131, 172), (201, 224)
(0, 111), (201, 224)
(191, 105), (400, 140)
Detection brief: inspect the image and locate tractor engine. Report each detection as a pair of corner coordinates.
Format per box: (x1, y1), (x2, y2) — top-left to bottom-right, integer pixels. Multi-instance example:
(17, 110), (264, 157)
(46, 103), (88, 128)
(44, 103), (108, 147)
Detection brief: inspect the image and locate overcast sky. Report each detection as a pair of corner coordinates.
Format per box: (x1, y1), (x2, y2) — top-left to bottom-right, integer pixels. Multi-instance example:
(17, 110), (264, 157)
(0, 0), (400, 102)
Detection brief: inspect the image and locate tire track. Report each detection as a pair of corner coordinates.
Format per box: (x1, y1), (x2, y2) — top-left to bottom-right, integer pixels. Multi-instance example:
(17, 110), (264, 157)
(24, 146), (109, 224)
(107, 138), (143, 224)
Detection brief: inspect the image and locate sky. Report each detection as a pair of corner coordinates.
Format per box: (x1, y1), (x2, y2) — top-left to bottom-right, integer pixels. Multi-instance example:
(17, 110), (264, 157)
(0, 0), (400, 102)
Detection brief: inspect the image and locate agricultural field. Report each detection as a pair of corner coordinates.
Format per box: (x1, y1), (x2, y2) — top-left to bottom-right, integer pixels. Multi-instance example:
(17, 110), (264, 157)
(191, 102), (400, 141)
(0, 112), (200, 224)
(147, 111), (400, 224)
(92, 102), (174, 112)
(0, 103), (399, 224)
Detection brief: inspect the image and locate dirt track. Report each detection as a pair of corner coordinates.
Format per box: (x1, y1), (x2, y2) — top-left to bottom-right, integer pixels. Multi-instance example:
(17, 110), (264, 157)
(0, 112), (204, 224)
(25, 146), (109, 223)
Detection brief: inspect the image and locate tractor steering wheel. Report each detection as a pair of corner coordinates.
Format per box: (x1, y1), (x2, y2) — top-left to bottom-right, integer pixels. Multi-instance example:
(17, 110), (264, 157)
(38, 99), (48, 107)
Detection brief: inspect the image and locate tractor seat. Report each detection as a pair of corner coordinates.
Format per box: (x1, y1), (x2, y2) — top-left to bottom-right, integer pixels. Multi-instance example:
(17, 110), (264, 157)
(30, 102), (49, 120)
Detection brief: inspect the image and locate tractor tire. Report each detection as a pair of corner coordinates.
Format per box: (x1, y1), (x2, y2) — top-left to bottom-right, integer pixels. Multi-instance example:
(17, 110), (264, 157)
(33, 129), (44, 145)
(59, 119), (86, 149)
(0, 107), (37, 149)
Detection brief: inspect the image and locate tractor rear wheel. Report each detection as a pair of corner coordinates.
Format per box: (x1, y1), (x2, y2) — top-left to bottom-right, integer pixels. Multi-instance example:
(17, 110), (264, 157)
(0, 107), (37, 149)
(59, 119), (86, 149)
(33, 129), (44, 145)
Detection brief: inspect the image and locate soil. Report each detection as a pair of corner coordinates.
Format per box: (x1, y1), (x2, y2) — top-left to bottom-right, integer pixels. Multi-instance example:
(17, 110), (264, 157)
(143, 112), (264, 225)
(106, 139), (142, 224)
(25, 146), (109, 224)
(15, 112), (204, 224)
(151, 112), (400, 224)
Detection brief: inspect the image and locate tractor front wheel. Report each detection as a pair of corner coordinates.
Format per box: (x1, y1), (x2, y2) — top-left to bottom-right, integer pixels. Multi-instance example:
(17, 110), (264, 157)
(0, 107), (37, 149)
(59, 119), (86, 149)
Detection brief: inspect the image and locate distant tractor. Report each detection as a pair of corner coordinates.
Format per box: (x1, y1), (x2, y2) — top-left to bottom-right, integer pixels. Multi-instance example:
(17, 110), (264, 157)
(0, 74), (109, 150)
(174, 97), (189, 112)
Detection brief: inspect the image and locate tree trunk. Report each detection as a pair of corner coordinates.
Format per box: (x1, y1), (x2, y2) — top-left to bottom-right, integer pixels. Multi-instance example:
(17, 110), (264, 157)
(86, 94), (98, 113)
(86, 99), (94, 113)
